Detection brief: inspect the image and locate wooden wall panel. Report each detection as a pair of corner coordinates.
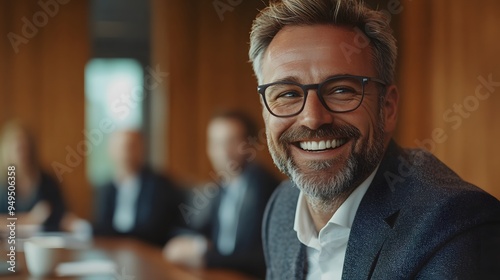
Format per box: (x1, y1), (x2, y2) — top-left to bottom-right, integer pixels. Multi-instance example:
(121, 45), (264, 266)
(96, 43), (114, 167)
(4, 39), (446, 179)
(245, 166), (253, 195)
(152, 0), (278, 184)
(0, 0), (91, 218)
(397, 0), (500, 199)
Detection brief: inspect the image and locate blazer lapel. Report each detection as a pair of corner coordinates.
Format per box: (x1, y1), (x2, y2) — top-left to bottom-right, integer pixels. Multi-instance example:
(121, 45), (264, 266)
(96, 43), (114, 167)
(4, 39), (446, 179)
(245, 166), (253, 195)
(135, 169), (151, 227)
(342, 141), (404, 279)
(286, 240), (307, 279)
(273, 182), (308, 279)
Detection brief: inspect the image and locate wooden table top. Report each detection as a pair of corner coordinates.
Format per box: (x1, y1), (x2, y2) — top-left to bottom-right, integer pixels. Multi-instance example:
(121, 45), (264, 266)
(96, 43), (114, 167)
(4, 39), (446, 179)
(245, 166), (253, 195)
(2, 237), (257, 280)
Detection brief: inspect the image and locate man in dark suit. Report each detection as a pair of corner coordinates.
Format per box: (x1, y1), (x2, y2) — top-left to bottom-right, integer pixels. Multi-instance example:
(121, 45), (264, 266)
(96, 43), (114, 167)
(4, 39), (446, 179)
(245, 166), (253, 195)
(93, 130), (183, 246)
(201, 162), (278, 277)
(164, 111), (279, 278)
(248, 0), (500, 279)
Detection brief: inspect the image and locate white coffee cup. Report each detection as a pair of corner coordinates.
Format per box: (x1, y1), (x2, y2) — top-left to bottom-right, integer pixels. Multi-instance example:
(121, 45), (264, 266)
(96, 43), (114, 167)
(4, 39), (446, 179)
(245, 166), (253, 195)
(23, 236), (66, 277)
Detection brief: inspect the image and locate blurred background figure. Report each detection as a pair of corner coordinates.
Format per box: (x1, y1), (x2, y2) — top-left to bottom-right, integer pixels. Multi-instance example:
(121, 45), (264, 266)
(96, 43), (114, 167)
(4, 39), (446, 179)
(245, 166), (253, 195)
(164, 111), (279, 278)
(93, 130), (184, 246)
(0, 121), (66, 232)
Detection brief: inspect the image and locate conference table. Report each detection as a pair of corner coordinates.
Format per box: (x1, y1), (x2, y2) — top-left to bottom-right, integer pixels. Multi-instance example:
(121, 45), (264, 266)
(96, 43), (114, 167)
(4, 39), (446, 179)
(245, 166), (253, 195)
(3, 237), (257, 279)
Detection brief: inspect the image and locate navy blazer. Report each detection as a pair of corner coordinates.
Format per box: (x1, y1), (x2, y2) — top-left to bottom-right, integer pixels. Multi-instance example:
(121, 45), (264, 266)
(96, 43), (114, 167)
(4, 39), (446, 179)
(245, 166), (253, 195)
(0, 171), (66, 231)
(201, 163), (279, 278)
(93, 167), (183, 246)
(263, 140), (500, 279)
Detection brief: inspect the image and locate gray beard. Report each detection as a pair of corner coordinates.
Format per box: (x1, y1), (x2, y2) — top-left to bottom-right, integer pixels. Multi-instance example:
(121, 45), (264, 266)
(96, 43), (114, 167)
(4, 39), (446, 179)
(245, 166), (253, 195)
(267, 118), (385, 211)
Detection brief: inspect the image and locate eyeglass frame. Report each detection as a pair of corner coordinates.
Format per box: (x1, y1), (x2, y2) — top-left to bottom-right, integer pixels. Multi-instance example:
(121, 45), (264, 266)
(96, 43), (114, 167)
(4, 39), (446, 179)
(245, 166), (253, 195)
(257, 74), (387, 118)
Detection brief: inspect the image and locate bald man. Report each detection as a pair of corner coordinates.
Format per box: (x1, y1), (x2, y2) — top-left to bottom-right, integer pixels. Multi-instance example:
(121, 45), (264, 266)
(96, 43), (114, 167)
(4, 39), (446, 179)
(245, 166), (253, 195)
(93, 130), (183, 246)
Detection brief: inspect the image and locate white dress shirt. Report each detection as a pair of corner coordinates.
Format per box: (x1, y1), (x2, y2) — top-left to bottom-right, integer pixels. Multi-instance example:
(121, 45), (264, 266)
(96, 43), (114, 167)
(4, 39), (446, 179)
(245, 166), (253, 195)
(293, 167), (379, 280)
(112, 176), (140, 233)
(216, 176), (248, 255)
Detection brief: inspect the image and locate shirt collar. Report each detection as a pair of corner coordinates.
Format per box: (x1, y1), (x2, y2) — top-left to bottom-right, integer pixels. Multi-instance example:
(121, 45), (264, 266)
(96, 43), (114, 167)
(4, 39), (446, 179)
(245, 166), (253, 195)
(293, 165), (379, 246)
(114, 175), (140, 191)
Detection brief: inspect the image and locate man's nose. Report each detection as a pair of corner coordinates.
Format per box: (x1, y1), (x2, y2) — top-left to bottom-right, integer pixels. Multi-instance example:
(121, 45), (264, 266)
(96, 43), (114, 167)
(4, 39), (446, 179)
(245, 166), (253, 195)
(299, 91), (334, 130)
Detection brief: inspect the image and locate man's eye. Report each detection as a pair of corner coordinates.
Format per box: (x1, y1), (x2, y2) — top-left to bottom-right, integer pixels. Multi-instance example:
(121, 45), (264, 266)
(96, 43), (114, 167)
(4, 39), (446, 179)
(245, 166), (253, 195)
(277, 91), (302, 98)
(330, 87), (356, 94)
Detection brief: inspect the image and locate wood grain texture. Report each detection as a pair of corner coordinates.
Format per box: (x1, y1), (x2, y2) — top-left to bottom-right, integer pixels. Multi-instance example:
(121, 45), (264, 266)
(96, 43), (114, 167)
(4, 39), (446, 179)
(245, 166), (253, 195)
(0, 0), (91, 218)
(151, 0), (280, 185)
(396, 0), (500, 199)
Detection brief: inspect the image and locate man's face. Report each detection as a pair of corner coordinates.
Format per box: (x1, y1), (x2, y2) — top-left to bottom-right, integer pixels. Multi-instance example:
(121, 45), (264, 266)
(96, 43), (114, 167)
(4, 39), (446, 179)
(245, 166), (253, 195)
(260, 25), (398, 201)
(207, 118), (248, 177)
(109, 131), (145, 176)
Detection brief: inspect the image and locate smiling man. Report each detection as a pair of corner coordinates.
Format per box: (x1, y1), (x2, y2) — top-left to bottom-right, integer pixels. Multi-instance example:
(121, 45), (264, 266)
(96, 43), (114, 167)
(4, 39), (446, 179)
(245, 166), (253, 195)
(248, 0), (500, 279)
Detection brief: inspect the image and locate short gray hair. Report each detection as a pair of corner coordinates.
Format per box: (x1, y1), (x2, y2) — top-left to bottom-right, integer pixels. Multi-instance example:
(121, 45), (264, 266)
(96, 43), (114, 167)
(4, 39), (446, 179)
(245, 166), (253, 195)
(249, 0), (397, 85)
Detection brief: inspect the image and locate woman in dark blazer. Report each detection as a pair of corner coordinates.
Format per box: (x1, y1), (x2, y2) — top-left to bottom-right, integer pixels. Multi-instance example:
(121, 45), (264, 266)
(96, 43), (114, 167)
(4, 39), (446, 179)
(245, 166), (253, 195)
(0, 121), (66, 231)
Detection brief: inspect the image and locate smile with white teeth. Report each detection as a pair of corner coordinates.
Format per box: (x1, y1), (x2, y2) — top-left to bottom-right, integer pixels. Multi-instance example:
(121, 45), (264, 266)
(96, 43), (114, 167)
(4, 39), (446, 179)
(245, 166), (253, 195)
(299, 139), (347, 151)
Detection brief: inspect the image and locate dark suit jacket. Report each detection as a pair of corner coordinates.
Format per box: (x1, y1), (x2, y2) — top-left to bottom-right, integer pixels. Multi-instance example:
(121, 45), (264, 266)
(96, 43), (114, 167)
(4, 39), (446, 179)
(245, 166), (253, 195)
(263, 140), (500, 279)
(93, 167), (183, 246)
(201, 163), (279, 278)
(0, 171), (66, 231)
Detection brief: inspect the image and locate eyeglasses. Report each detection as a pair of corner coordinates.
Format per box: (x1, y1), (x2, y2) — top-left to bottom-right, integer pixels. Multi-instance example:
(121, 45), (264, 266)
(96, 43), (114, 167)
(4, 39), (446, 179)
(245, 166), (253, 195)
(257, 75), (386, 117)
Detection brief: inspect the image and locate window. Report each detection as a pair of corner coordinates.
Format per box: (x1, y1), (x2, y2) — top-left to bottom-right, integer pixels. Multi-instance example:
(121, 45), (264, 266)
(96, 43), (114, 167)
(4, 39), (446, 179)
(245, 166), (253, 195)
(84, 58), (144, 186)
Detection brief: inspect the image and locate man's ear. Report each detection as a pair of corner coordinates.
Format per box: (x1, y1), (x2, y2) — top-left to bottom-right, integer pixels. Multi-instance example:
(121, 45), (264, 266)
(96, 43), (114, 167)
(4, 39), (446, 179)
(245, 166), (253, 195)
(383, 85), (399, 134)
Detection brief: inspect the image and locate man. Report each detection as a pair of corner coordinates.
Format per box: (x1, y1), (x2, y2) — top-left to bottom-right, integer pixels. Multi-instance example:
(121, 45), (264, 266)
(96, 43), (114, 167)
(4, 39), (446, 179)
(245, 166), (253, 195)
(164, 111), (279, 278)
(94, 130), (183, 246)
(248, 0), (500, 279)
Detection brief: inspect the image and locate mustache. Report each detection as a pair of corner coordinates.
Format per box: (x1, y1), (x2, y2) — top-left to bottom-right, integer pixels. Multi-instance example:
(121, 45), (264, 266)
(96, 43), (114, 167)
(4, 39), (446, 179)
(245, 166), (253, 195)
(279, 124), (361, 144)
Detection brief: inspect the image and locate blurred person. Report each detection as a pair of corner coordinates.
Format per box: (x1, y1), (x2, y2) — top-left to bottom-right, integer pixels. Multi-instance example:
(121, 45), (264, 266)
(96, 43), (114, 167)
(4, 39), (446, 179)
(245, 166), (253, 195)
(0, 121), (66, 232)
(93, 130), (183, 246)
(249, 0), (500, 279)
(164, 111), (279, 278)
